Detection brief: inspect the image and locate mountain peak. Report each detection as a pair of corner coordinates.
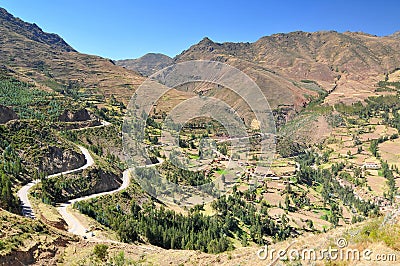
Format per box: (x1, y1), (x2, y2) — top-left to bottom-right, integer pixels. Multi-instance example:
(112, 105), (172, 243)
(199, 37), (215, 45)
(139, 53), (172, 60)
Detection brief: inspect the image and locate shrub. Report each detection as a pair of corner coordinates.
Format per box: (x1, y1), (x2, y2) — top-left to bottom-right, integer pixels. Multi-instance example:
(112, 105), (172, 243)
(93, 244), (108, 261)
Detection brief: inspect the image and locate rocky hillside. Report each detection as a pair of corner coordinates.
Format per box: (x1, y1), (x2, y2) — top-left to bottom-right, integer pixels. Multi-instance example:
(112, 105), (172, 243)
(0, 7), (144, 105)
(58, 109), (96, 122)
(40, 145), (86, 175)
(0, 210), (76, 265)
(0, 8), (75, 52)
(116, 53), (173, 76)
(175, 31), (400, 108)
(0, 120), (87, 179)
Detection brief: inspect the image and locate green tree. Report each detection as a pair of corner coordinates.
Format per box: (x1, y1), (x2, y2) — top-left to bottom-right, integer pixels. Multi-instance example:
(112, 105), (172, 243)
(285, 194), (291, 211)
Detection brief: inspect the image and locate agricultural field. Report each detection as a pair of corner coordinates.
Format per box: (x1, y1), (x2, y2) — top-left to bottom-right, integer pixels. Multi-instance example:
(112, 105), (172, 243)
(380, 138), (400, 169)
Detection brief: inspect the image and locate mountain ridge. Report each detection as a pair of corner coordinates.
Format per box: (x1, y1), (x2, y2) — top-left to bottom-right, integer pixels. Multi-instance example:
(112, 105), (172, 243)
(0, 7), (75, 52)
(118, 30), (400, 110)
(2, 4), (400, 115)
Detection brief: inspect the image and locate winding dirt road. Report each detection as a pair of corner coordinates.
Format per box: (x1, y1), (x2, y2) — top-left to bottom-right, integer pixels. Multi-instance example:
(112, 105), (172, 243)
(17, 119), (164, 242)
(17, 120), (132, 240)
(56, 156), (166, 238)
(56, 169), (131, 238)
(18, 145), (94, 219)
(17, 117), (165, 241)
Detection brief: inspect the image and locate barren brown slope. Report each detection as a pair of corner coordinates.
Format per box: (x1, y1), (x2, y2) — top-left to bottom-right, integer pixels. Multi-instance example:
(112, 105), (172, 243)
(175, 31), (400, 108)
(174, 37), (317, 112)
(0, 7), (144, 105)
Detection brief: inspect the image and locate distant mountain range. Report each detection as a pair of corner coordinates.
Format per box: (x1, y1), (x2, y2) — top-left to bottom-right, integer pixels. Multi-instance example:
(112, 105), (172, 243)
(117, 31), (400, 112)
(1, 6), (400, 114)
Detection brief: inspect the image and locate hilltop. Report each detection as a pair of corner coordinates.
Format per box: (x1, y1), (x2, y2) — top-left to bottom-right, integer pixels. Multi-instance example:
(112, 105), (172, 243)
(116, 53), (173, 76)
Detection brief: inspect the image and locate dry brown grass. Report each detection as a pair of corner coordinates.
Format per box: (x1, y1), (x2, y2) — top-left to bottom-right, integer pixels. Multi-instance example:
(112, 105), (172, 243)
(365, 174), (387, 197)
(379, 138), (400, 169)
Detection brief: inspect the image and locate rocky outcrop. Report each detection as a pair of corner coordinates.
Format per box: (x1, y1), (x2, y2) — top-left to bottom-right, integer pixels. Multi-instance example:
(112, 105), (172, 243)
(84, 168), (122, 194)
(40, 146), (86, 175)
(58, 108), (95, 122)
(0, 105), (17, 124)
(57, 108), (101, 129)
(52, 167), (123, 203)
(0, 244), (36, 265)
(38, 212), (67, 231)
(0, 235), (73, 266)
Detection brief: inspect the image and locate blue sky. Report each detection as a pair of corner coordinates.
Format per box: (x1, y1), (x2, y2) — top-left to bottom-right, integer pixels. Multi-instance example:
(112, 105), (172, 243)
(1, 0), (399, 60)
